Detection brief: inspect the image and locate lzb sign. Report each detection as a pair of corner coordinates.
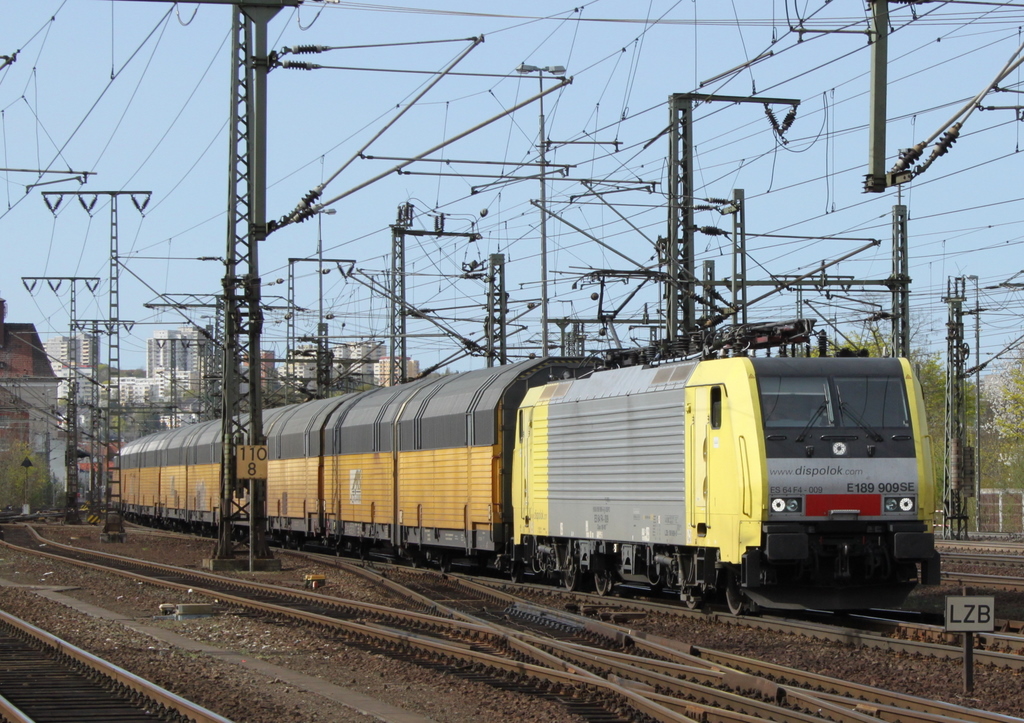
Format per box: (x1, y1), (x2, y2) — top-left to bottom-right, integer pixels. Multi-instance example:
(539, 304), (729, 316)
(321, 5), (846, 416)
(945, 595), (995, 632)
(236, 445), (269, 480)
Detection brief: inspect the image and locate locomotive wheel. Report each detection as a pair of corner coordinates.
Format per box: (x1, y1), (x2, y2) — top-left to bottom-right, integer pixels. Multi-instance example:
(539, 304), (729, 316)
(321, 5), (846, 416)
(725, 575), (749, 616)
(562, 563), (580, 591)
(510, 560), (525, 584)
(593, 570), (615, 596)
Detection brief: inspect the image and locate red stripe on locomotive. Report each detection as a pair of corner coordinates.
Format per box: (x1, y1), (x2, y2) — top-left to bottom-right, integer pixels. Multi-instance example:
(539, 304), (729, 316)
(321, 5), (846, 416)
(805, 494), (881, 517)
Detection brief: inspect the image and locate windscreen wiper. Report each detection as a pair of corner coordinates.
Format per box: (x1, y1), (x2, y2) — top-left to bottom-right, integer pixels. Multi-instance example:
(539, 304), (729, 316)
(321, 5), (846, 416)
(840, 402), (884, 442)
(795, 402), (828, 442)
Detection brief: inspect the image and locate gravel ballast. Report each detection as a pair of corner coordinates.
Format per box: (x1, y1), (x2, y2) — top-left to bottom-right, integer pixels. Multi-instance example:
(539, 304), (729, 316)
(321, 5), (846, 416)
(5, 523), (1024, 721)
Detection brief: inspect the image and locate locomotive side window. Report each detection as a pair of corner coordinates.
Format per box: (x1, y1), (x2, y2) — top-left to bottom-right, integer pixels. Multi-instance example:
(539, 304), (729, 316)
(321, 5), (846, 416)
(834, 376), (909, 428)
(710, 386), (722, 429)
(760, 376), (832, 428)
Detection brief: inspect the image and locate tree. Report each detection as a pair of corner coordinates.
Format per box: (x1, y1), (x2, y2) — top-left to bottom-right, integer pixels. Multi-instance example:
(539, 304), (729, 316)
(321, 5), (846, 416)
(0, 442), (51, 510)
(981, 355), (1024, 490)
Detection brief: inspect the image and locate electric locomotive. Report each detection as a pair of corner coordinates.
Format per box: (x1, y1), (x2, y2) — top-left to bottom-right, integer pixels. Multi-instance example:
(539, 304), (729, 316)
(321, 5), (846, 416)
(511, 354), (939, 611)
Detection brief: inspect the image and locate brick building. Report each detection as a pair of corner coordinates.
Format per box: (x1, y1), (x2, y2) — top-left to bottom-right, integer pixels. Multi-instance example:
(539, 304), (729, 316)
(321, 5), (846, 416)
(0, 299), (60, 456)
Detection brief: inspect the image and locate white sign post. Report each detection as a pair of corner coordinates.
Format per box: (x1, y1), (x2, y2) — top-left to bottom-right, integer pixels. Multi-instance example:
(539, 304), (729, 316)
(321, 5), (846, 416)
(945, 595), (995, 693)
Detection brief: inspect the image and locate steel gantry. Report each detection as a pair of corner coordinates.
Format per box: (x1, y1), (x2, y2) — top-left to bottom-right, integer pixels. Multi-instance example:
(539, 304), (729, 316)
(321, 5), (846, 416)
(40, 190), (149, 539)
(22, 276), (100, 524)
(485, 253), (508, 366)
(388, 205), (482, 385)
(666, 93), (799, 350)
(209, 2), (296, 571)
(944, 277), (975, 540)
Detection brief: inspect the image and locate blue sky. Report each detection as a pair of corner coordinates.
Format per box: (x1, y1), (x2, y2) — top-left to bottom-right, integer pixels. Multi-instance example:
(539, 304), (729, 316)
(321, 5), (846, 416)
(4, 1), (1024, 375)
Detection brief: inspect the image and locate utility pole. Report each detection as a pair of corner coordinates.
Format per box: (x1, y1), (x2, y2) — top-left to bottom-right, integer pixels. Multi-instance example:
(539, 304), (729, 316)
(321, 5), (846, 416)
(966, 275), (983, 531)
(286, 253), (353, 398)
(388, 204), (481, 384)
(42, 189), (149, 541)
(864, 0), (890, 192)
(485, 253), (508, 366)
(515, 64), (567, 357)
(209, 3), (293, 572)
(23, 276), (100, 524)
(729, 189), (747, 326)
(389, 203), (412, 386)
(888, 205), (911, 357)
(944, 277), (974, 539)
(73, 321), (104, 516)
(667, 93), (799, 349)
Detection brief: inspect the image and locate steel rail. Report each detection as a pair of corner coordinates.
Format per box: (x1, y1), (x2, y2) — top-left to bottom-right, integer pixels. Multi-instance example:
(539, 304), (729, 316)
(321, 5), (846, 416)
(354, 564), (854, 722)
(0, 608), (232, 723)
(943, 552), (1024, 566)
(15, 529), (1022, 723)
(5, 530), (696, 723)
(312, 558), (1023, 723)
(937, 539), (1024, 555)
(943, 571), (1024, 593)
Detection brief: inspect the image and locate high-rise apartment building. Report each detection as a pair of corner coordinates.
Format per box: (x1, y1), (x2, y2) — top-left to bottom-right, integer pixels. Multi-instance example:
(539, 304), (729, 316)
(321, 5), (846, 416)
(146, 326), (206, 390)
(43, 333), (99, 373)
(374, 355), (421, 387)
(334, 340), (384, 389)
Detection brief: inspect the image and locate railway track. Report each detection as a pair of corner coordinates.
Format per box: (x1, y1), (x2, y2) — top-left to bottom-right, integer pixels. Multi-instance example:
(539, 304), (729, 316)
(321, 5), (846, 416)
(292, 551), (1024, 722)
(313, 549), (1024, 672)
(943, 552), (1024, 568)
(0, 607), (230, 723)
(937, 538), (1024, 555)
(8, 525), (1024, 723)
(103, 526), (1024, 660)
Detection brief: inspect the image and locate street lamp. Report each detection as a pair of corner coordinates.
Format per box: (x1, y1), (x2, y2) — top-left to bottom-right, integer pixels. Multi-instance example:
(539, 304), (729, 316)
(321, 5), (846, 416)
(517, 63), (566, 357)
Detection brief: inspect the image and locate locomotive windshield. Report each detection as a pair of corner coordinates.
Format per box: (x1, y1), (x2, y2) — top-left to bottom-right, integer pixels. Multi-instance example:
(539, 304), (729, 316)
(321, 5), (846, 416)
(761, 376), (832, 429)
(834, 376), (910, 428)
(760, 374), (909, 429)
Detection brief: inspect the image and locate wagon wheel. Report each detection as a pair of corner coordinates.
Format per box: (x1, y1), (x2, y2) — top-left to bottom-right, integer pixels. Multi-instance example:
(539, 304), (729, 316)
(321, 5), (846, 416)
(593, 569), (615, 597)
(509, 560), (525, 584)
(439, 554), (453, 573)
(561, 563), (581, 592)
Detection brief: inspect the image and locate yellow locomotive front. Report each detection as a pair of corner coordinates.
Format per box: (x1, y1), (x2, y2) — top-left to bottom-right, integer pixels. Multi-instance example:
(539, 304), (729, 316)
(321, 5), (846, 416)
(742, 356), (940, 610)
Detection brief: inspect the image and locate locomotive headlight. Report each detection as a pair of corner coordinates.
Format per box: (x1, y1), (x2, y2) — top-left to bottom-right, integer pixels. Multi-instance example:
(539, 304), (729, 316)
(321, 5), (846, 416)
(884, 496), (916, 513)
(772, 497), (802, 513)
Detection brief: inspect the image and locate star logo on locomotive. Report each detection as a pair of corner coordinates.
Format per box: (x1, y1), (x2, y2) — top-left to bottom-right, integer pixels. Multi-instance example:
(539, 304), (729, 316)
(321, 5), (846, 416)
(832, 442), (847, 456)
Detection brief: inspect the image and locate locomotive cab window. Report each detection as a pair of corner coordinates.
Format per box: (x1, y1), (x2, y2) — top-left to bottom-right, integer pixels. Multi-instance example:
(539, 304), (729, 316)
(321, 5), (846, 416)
(834, 376), (910, 428)
(760, 376), (833, 429)
(710, 386), (723, 429)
